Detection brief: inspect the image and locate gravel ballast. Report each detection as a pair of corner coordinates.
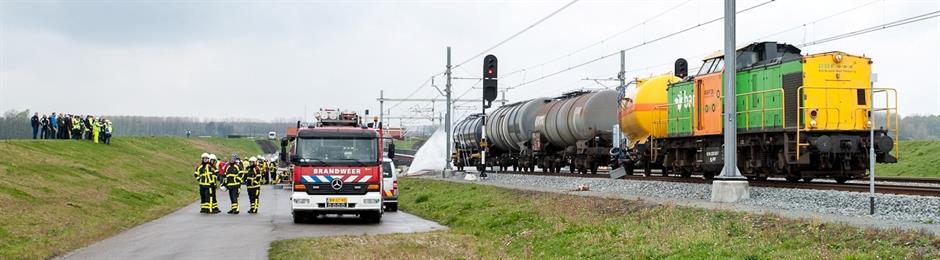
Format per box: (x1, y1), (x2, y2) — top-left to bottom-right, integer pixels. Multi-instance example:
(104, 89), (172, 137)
(435, 172), (940, 227)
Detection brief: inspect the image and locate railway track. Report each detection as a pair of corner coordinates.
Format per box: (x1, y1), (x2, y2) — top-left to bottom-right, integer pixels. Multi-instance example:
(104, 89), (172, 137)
(484, 170), (940, 197)
(873, 176), (940, 184)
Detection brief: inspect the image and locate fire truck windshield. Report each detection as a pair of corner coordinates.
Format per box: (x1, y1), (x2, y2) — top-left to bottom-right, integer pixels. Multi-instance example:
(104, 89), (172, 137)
(295, 137), (378, 166)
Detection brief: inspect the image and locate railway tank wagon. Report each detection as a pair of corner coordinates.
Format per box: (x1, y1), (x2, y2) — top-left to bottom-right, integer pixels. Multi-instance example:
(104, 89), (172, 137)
(453, 113), (484, 171)
(534, 90), (619, 174)
(618, 41), (898, 182)
(485, 98), (552, 171)
(614, 74), (682, 174)
(452, 90), (619, 174)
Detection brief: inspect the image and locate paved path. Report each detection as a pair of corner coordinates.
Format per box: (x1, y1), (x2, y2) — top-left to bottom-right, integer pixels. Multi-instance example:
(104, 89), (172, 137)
(60, 186), (445, 260)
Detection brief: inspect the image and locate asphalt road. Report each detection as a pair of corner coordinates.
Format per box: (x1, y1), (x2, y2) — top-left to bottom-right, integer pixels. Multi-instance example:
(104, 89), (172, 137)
(60, 186), (445, 260)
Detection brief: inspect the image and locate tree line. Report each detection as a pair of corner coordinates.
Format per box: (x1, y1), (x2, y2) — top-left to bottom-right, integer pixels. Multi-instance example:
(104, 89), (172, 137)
(3, 109), (939, 140)
(1, 109), (293, 140)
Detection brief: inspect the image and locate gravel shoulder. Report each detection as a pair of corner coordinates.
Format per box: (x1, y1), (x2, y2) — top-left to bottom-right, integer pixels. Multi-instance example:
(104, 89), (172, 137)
(420, 172), (940, 235)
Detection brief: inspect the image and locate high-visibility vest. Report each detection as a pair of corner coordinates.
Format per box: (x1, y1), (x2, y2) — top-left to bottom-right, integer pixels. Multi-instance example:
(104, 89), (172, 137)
(225, 163), (244, 186)
(245, 165), (263, 189)
(194, 164), (216, 186)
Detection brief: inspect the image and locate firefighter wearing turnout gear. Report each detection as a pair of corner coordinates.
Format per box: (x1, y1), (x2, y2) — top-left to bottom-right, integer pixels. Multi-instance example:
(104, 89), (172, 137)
(245, 157), (263, 214)
(194, 153), (220, 214)
(224, 156), (245, 214)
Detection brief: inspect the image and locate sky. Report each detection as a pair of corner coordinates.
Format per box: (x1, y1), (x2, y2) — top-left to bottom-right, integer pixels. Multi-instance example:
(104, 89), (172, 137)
(1, 0), (938, 125)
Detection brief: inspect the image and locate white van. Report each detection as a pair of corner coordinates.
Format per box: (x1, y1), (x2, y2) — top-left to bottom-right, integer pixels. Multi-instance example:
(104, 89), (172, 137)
(268, 132), (277, 140)
(382, 158), (398, 212)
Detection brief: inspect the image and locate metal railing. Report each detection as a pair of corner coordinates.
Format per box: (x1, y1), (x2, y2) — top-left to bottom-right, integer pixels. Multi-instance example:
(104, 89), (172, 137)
(795, 86), (899, 160)
(873, 88), (900, 159)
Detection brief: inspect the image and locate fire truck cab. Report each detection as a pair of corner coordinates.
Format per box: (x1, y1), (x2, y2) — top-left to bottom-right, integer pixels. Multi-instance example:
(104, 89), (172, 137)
(288, 109), (388, 223)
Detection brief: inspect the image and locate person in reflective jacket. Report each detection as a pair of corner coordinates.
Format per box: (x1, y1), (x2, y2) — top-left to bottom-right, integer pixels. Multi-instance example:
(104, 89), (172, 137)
(245, 157), (263, 214)
(194, 153), (218, 214)
(223, 155), (244, 214)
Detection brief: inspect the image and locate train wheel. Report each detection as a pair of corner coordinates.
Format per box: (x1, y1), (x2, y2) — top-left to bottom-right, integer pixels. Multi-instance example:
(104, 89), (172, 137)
(756, 176), (768, 181)
(834, 177), (849, 184)
(785, 177), (800, 183)
(702, 172), (714, 180)
(679, 171), (691, 178)
(802, 178), (814, 183)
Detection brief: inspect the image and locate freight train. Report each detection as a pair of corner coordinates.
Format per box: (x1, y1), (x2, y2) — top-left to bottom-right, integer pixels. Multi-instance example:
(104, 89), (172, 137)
(453, 90), (619, 174)
(453, 41), (899, 183)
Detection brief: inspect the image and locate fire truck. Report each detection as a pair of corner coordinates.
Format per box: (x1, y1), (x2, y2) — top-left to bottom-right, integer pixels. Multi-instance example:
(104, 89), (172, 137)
(283, 108), (392, 223)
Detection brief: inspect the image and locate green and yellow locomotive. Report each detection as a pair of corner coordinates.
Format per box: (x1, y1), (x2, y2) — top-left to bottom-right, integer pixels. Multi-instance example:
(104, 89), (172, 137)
(618, 41), (898, 183)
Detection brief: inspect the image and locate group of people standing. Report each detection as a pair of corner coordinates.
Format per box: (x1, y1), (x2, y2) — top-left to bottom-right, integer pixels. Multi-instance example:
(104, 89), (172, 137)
(193, 153), (281, 214)
(29, 112), (113, 144)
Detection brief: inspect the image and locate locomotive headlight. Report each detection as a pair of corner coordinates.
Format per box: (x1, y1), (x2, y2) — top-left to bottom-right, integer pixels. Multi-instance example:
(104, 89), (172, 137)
(809, 109), (818, 128)
(867, 120), (873, 128)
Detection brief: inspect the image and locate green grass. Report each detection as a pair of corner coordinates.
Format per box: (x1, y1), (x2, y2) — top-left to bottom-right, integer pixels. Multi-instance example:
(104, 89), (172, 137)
(0, 137), (261, 259)
(876, 140), (940, 178)
(395, 137), (427, 151)
(271, 178), (940, 259)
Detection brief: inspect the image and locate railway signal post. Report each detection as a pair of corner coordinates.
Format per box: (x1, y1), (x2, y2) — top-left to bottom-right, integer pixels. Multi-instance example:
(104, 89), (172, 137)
(711, 0), (750, 203)
(479, 54), (498, 180)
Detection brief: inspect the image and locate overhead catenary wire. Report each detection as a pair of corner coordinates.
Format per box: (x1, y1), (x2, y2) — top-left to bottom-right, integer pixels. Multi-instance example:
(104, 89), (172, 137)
(798, 9), (940, 48)
(452, 0), (580, 69)
(512, 0), (778, 89)
(754, 0), (881, 41)
(392, 0), (579, 123)
(500, 0), (695, 80)
(597, 0), (905, 79)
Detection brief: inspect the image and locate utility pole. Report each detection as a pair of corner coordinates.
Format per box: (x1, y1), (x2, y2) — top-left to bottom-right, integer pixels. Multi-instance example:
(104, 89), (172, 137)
(379, 90), (384, 127)
(445, 47), (453, 177)
(711, 0), (749, 203)
(619, 50), (626, 87)
(869, 74), (877, 214)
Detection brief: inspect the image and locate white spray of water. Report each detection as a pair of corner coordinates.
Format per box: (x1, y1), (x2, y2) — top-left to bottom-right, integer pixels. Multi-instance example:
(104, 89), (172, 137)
(407, 127), (451, 175)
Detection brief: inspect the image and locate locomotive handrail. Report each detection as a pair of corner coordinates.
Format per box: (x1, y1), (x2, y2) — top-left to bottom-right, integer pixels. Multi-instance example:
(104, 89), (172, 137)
(796, 86), (847, 160)
(794, 85), (900, 161)
(652, 101), (695, 138)
(873, 88), (901, 159)
(735, 88), (786, 130)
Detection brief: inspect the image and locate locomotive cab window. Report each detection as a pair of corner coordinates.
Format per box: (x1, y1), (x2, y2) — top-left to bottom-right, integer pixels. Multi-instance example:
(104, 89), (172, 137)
(697, 59), (716, 75)
(857, 89), (867, 105)
(697, 58), (724, 76)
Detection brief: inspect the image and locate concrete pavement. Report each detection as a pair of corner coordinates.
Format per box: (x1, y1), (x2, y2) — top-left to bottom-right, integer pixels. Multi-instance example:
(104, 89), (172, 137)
(60, 186), (445, 260)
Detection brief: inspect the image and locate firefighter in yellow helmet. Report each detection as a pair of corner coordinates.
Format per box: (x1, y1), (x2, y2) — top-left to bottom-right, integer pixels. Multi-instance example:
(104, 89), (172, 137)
(223, 154), (244, 214)
(245, 157), (263, 214)
(194, 153), (218, 214)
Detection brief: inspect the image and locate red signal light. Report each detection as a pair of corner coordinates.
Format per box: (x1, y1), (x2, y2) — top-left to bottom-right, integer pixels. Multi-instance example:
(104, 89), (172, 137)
(487, 69), (493, 75)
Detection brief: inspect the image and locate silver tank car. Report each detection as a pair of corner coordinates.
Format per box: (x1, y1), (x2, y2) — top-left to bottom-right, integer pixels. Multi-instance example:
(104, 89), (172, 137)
(533, 90), (619, 174)
(453, 113), (483, 150)
(485, 98), (551, 152)
(534, 90), (619, 148)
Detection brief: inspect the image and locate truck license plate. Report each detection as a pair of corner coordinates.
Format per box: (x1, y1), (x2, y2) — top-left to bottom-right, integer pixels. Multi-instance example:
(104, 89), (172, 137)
(326, 197), (347, 208)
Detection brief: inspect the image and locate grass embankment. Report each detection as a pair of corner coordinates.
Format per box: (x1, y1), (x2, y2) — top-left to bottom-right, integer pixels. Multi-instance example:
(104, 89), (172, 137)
(876, 140), (940, 178)
(0, 137), (261, 259)
(271, 178), (939, 259)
